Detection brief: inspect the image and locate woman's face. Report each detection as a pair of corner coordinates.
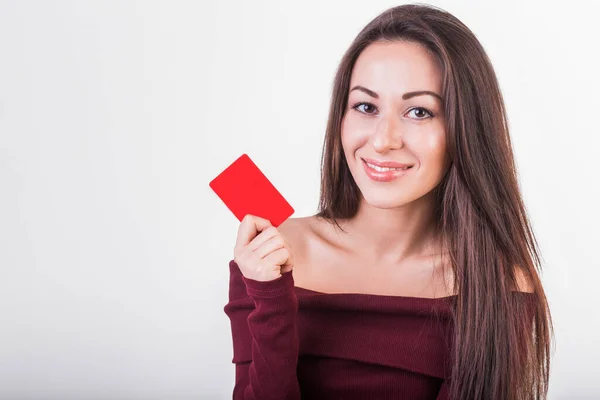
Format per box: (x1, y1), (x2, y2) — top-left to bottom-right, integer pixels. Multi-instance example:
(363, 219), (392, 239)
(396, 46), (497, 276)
(341, 40), (450, 209)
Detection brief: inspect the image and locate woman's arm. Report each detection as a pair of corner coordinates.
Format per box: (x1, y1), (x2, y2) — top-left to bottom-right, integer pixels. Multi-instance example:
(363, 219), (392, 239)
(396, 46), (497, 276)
(224, 260), (301, 400)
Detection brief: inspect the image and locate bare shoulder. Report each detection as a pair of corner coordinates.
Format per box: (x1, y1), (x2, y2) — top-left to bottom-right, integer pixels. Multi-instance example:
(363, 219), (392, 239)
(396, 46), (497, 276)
(276, 216), (312, 259)
(278, 215), (342, 256)
(277, 215), (329, 286)
(277, 216), (310, 242)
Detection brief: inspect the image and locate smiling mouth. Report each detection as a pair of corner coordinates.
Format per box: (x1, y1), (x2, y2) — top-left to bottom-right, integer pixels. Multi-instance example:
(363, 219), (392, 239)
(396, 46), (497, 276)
(364, 160), (412, 172)
(362, 159), (413, 182)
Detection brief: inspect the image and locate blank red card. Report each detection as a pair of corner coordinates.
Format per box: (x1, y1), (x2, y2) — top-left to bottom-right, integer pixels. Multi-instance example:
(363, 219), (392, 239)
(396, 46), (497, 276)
(209, 154), (295, 228)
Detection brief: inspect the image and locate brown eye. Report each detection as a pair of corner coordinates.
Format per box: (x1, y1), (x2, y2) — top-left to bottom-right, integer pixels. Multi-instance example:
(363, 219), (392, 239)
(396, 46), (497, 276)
(407, 107), (434, 120)
(352, 102), (377, 115)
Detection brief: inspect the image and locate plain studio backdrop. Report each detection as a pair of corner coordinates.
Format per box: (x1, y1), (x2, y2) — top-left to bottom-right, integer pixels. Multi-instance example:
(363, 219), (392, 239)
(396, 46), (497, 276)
(1, 0), (599, 399)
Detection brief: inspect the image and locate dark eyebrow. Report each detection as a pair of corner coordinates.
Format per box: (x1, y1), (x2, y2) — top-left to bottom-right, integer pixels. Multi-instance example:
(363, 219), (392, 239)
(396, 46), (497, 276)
(349, 85), (442, 102)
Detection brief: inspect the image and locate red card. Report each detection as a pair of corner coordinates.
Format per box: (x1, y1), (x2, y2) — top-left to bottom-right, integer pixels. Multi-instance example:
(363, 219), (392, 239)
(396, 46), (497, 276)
(209, 154), (295, 228)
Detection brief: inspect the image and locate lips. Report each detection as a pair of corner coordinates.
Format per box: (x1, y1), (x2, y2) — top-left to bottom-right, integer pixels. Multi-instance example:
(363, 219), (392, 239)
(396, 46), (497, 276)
(362, 158), (412, 182)
(361, 157), (413, 169)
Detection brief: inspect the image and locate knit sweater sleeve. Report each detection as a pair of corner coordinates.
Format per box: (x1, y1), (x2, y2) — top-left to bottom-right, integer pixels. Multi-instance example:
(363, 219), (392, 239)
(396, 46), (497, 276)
(223, 260), (301, 400)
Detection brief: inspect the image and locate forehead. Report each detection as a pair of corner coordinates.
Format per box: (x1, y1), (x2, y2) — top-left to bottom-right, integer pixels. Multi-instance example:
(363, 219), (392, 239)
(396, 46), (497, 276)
(350, 41), (442, 94)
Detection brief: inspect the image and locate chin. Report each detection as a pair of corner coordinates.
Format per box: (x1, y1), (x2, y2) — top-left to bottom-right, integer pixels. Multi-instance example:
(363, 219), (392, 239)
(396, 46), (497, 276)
(360, 192), (412, 209)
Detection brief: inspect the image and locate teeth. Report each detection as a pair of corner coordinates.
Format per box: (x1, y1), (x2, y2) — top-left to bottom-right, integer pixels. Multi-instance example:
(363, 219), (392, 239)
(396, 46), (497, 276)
(366, 162), (409, 172)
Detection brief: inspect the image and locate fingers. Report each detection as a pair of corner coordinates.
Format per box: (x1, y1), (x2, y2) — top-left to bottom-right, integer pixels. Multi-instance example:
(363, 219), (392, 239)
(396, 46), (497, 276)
(235, 214), (272, 249)
(233, 214), (294, 281)
(263, 247), (292, 275)
(280, 264), (293, 274)
(249, 226), (280, 253)
(279, 245), (294, 273)
(280, 256), (294, 274)
(254, 234), (287, 259)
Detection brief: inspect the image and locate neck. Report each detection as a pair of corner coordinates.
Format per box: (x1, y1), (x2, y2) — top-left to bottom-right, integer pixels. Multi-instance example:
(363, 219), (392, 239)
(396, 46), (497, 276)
(338, 191), (441, 264)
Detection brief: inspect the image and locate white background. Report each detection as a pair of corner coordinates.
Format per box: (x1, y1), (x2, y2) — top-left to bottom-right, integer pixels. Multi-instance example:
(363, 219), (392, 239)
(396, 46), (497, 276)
(1, 0), (599, 399)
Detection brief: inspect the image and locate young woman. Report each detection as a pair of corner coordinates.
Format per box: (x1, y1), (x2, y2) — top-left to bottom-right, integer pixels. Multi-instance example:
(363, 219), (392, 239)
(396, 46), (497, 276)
(224, 4), (553, 399)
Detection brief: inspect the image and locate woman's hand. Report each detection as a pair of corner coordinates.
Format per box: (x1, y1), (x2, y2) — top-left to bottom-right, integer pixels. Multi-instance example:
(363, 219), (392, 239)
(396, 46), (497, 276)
(233, 214), (294, 282)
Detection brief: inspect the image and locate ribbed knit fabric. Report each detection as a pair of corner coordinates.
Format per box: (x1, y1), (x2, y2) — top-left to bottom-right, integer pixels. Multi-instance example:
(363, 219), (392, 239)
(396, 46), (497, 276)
(223, 259), (532, 399)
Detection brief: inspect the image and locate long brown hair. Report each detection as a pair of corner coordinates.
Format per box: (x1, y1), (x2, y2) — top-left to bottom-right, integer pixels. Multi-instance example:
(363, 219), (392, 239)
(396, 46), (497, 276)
(315, 4), (554, 399)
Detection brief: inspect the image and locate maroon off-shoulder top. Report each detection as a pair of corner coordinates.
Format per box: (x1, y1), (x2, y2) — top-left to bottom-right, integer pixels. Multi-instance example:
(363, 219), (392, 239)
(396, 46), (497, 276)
(223, 259), (533, 399)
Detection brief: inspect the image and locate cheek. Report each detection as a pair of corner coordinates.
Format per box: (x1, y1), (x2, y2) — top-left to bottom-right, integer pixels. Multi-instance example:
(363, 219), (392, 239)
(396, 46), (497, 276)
(345, 112), (373, 132)
(341, 115), (368, 153)
(416, 132), (447, 167)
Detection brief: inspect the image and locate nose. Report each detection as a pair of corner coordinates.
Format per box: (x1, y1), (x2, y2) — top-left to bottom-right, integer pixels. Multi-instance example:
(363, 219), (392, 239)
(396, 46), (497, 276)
(371, 112), (403, 153)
